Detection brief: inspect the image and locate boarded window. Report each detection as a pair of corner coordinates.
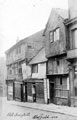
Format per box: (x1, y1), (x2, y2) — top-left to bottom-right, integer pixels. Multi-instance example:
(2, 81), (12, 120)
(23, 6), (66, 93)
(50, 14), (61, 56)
(15, 83), (21, 99)
(32, 64), (38, 73)
(36, 83), (44, 98)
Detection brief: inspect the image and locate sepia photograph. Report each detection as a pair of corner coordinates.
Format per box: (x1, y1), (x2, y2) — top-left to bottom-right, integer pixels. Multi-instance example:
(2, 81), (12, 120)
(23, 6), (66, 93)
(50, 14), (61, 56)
(0, 0), (77, 119)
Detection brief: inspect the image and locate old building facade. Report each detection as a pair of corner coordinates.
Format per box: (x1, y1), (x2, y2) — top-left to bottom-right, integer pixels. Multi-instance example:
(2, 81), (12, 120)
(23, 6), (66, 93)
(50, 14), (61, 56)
(44, 8), (70, 105)
(5, 30), (44, 101)
(28, 47), (48, 103)
(66, 0), (77, 106)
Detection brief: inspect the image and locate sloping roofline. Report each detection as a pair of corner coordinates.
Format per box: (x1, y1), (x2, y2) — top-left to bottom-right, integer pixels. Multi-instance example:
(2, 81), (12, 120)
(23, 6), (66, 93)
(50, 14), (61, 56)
(5, 29), (44, 55)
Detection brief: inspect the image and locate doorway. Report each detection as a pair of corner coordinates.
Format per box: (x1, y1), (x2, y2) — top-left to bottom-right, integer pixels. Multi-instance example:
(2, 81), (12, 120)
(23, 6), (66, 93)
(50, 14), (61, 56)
(32, 83), (36, 102)
(50, 83), (54, 103)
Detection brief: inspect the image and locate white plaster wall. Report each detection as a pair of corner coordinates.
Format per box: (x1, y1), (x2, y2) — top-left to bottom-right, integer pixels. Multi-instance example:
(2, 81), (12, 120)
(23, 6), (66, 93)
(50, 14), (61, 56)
(32, 62), (46, 79)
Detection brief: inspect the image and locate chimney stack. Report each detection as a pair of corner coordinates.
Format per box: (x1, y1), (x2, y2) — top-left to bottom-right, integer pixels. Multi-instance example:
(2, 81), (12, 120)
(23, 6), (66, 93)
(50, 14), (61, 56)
(68, 0), (77, 19)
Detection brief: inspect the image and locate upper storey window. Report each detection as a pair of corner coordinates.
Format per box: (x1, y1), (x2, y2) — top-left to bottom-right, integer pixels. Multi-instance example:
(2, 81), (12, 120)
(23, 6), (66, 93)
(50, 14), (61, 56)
(72, 29), (77, 49)
(49, 31), (53, 42)
(16, 46), (21, 54)
(49, 28), (59, 42)
(32, 64), (38, 73)
(54, 28), (59, 41)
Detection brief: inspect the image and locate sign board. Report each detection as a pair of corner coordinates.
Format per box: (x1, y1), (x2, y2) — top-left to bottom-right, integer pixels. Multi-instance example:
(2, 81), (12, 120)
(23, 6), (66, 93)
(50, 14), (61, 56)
(22, 63), (31, 79)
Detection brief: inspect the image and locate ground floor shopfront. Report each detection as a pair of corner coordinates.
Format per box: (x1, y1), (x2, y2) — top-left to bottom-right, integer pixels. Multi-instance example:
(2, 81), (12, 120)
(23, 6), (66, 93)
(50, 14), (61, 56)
(24, 78), (48, 104)
(6, 79), (15, 100)
(47, 74), (70, 106)
(68, 59), (77, 107)
(6, 78), (49, 104)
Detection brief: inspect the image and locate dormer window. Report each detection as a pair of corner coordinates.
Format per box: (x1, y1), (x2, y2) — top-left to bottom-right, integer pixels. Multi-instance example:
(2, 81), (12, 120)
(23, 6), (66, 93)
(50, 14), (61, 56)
(49, 28), (59, 42)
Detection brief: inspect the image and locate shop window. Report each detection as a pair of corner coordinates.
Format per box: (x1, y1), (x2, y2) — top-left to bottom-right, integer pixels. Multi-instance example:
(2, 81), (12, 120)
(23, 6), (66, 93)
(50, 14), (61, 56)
(32, 64), (38, 73)
(75, 87), (77, 96)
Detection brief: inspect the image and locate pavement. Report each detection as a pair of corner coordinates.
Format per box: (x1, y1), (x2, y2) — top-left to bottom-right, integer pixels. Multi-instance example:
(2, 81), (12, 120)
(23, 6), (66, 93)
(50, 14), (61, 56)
(2, 97), (77, 117)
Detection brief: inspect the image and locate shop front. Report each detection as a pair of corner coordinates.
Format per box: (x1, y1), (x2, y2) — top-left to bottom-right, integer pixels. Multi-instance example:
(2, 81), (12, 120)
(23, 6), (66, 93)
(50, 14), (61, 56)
(47, 74), (69, 106)
(14, 81), (27, 102)
(24, 79), (45, 103)
(68, 60), (77, 107)
(6, 79), (15, 100)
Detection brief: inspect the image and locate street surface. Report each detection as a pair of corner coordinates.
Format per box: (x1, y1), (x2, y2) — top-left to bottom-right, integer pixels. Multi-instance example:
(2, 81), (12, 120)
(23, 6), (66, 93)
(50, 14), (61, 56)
(1, 97), (77, 120)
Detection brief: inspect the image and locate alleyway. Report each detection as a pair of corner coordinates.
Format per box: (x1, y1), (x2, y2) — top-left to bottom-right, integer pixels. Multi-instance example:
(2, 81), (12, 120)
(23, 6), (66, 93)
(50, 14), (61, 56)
(1, 97), (77, 120)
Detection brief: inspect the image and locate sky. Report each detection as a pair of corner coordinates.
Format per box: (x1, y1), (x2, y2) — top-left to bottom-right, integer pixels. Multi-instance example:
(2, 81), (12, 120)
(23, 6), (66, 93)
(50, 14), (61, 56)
(0, 0), (68, 57)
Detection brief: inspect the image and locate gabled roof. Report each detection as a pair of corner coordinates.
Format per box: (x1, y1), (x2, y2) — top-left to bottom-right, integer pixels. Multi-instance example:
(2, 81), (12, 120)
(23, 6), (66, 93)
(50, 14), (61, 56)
(5, 29), (44, 54)
(29, 47), (47, 65)
(43, 8), (68, 35)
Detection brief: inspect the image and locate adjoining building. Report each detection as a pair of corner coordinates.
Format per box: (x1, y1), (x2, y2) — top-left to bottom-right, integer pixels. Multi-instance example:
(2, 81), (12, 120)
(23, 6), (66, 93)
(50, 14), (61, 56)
(25, 47), (48, 104)
(65, 0), (77, 107)
(5, 30), (44, 101)
(43, 8), (70, 105)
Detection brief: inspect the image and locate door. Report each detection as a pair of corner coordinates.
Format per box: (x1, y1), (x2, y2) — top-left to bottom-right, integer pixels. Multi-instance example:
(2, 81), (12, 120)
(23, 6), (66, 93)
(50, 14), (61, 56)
(50, 83), (54, 103)
(22, 83), (27, 102)
(32, 83), (36, 102)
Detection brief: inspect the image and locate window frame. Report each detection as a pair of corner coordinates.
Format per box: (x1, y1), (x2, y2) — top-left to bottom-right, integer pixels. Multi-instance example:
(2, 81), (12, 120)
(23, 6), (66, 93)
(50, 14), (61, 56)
(32, 64), (38, 73)
(49, 28), (60, 43)
(49, 31), (53, 43)
(54, 28), (60, 41)
(72, 28), (77, 49)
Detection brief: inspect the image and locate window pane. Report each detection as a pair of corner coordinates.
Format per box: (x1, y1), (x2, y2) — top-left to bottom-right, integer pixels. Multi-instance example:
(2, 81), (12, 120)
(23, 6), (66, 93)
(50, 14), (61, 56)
(32, 64), (38, 73)
(73, 30), (77, 48)
(56, 28), (59, 40)
(75, 87), (77, 96)
(50, 32), (53, 42)
(54, 28), (59, 41)
(54, 31), (56, 41)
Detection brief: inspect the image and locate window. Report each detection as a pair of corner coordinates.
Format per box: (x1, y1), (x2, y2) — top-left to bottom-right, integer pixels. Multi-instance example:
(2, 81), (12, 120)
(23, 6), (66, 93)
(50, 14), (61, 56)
(9, 69), (12, 75)
(19, 46), (21, 53)
(72, 29), (77, 48)
(16, 46), (21, 54)
(57, 60), (60, 66)
(49, 28), (59, 43)
(60, 76), (62, 85)
(54, 28), (59, 41)
(49, 31), (53, 42)
(75, 87), (77, 96)
(32, 64), (38, 73)
(19, 68), (22, 74)
(16, 48), (18, 54)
